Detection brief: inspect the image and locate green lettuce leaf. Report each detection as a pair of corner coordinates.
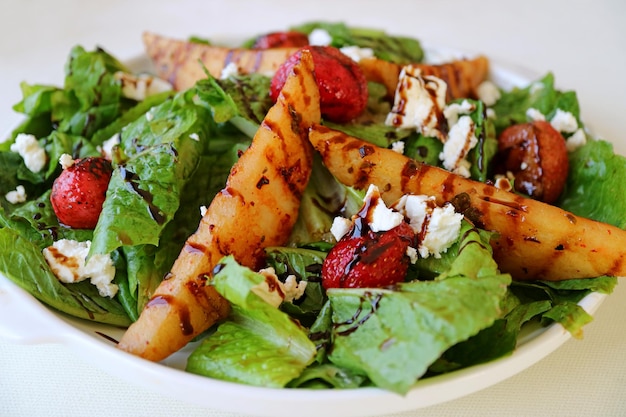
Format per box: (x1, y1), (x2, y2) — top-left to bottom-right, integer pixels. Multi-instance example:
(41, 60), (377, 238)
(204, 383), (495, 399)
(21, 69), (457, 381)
(289, 21), (424, 64)
(327, 273), (510, 394)
(558, 139), (626, 229)
(0, 227), (130, 326)
(90, 91), (212, 255)
(186, 256), (317, 388)
(491, 72), (583, 135)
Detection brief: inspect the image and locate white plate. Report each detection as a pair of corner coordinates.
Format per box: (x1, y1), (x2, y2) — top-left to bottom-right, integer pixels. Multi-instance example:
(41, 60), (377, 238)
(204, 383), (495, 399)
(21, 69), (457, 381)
(0, 47), (611, 417)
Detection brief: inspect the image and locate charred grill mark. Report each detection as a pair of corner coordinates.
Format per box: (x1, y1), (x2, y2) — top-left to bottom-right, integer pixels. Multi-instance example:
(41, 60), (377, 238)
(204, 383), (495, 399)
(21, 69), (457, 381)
(184, 241), (208, 254)
(400, 160), (420, 194)
(256, 175), (270, 189)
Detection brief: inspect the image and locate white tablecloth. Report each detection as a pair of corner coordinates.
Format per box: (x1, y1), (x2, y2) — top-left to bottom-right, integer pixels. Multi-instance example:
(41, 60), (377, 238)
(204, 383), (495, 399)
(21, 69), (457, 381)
(1, 1), (625, 416)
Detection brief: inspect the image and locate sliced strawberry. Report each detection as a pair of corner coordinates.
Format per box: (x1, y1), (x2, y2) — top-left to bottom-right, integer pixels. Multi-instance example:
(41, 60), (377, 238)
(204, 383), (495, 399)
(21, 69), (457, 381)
(252, 31), (310, 49)
(270, 46), (369, 123)
(50, 157), (113, 229)
(322, 220), (416, 289)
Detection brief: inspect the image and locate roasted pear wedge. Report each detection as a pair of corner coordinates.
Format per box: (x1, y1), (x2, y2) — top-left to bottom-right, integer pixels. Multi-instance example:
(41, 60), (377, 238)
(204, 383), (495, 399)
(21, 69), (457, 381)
(143, 32), (489, 102)
(308, 124), (626, 281)
(117, 51), (320, 361)
(143, 31), (298, 91)
(358, 55), (490, 101)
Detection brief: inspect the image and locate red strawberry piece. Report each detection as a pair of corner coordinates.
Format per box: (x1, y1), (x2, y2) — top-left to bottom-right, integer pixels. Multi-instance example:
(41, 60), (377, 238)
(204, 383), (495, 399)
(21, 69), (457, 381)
(322, 221), (416, 289)
(252, 31), (310, 49)
(50, 157), (113, 229)
(270, 46), (369, 123)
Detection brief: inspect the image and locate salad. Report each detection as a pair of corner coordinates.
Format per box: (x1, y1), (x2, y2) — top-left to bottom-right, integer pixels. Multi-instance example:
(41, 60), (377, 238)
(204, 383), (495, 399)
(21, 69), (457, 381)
(1, 21), (624, 395)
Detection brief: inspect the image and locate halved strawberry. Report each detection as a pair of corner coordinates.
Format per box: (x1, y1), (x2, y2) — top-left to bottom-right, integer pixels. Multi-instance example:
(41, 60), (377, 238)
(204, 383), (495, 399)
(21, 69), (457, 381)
(252, 31), (310, 49)
(50, 157), (113, 229)
(322, 220), (416, 289)
(270, 46), (369, 123)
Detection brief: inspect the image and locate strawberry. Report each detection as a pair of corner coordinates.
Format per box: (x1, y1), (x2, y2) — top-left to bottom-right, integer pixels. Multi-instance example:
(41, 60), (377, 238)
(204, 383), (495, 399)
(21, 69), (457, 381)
(270, 46), (369, 123)
(50, 157), (113, 229)
(252, 31), (310, 49)
(322, 220), (416, 289)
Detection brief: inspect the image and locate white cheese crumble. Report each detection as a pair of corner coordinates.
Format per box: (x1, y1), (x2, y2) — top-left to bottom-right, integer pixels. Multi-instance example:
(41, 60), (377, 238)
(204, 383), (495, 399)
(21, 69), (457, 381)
(10, 133), (47, 173)
(393, 194), (463, 259)
(440, 115), (478, 178)
(331, 184), (463, 262)
(220, 62), (240, 79)
(200, 205), (208, 217)
(385, 66), (447, 141)
(189, 133), (200, 141)
(419, 203), (463, 259)
(308, 28), (332, 46)
(99, 133), (121, 161)
(390, 140), (405, 154)
(330, 216), (353, 241)
(550, 109), (578, 133)
(526, 107), (546, 122)
(476, 80), (501, 106)
(443, 99), (475, 127)
(282, 275), (307, 303)
(364, 184), (404, 233)
(114, 72), (172, 101)
(5, 185), (27, 204)
(566, 128), (587, 152)
(255, 267), (307, 306)
(339, 46), (375, 63)
(42, 239), (118, 298)
(59, 153), (74, 170)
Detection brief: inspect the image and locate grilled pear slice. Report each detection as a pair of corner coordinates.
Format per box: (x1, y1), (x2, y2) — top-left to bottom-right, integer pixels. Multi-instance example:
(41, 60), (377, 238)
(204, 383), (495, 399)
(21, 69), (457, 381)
(308, 123), (626, 281)
(118, 51), (320, 361)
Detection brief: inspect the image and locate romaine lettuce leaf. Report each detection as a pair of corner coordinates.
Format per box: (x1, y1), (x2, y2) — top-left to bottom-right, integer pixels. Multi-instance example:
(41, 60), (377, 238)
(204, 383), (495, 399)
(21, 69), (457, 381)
(0, 227), (130, 326)
(289, 21), (424, 64)
(195, 72), (271, 138)
(89, 91), (212, 255)
(558, 138), (626, 229)
(327, 273), (510, 394)
(491, 72), (583, 135)
(186, 256), (317, 387)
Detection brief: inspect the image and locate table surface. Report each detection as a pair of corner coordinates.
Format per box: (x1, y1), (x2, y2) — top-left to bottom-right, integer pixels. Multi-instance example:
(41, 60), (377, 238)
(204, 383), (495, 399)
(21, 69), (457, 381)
(1, 1), (625, 416)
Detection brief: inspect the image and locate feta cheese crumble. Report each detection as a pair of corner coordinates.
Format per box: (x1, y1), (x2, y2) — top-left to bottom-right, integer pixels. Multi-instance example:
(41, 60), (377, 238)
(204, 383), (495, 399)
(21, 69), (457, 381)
(114, 72), (172, 101)
(42, 239), (118, 298)
(365, 184), (404, 233)
(10, 133), (47, 173)
(566, 128), (587, 152)
(476, 80), (501, 106)
(255, 267), (307, 306)
(385, 66), (447, 140)
(331, 184), (464, 261)
(440, 115), (478, 178)
(308, 28), (332, 46)
(393, 194), (463, 259)
(5, 185), (27, 204)
(526, 107), (546, 122)
(220, 62), (240, 79)
(339, 46), (375, 63)
(99, 133), (121, 161)
(390, 140), (405, 154)
(59, 153), (75, 170)
(330, 216), (353, 241)
(550, 109), (578, 134)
